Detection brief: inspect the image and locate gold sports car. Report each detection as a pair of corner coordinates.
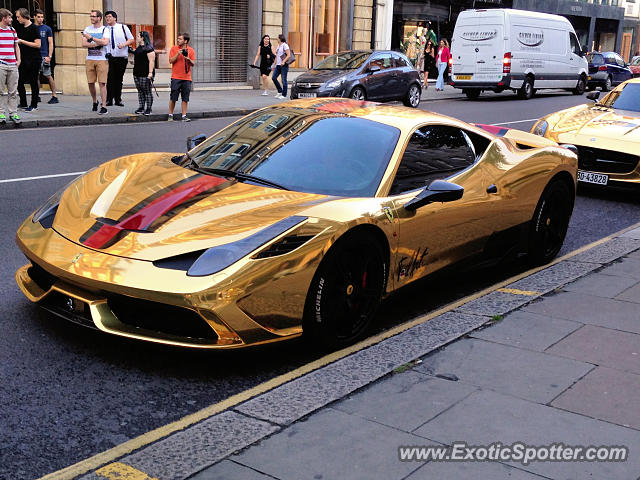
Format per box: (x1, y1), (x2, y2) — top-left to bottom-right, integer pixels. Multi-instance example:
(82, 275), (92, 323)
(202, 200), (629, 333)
(16, 99), (577, 350)
(531, 78), (640, 189)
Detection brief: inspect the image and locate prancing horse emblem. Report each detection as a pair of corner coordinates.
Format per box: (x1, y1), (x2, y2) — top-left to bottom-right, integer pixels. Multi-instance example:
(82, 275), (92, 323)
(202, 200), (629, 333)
(71, 253), (83, 265)
(383, 207), (394, 223)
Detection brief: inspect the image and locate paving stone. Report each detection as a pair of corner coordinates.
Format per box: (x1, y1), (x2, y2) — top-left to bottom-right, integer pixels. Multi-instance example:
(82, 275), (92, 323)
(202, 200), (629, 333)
(190, 460), (275, 480)
(615, 282), (640, 304)
(333, 371), (476, 432)
(547, 324), (640, 374)
(524, 291), (640, 334)
(414, 338), (593, 403)
(120, 411), (279, 480)
(598, 257), (640, 280)
(406, 460), (547, 479)
(233, 408), (425, 480)
(507, 260), (601, 293)
(551, 366), (640, 430)
(569, 237), (640, 264)
(413, 390), (640, 479)
(562, 272), (639, 298)
(471, 310), (582, 351)
(236, 311), (487, 426)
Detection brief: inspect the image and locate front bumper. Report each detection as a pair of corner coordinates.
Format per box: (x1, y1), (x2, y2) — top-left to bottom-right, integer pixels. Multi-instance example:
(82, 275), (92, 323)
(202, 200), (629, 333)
(15, 218), (325, 349)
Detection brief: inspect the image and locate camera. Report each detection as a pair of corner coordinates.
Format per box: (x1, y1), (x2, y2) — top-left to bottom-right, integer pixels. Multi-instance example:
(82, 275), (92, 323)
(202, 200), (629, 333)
(105, 52), (113, 59)
(182, 48), (188, 57)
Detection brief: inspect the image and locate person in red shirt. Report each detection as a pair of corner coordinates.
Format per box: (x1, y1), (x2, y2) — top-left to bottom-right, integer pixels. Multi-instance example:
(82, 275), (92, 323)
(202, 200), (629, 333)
(0, 8), (21, 124)
(435, 39), (450, 91)
(168, 32), (195, 121)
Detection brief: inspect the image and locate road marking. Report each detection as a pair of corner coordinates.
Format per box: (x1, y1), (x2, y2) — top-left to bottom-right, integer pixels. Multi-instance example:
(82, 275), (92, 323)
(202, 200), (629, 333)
(0, 172), (85, 184)
(95, 463), (158, 480)
(36, 220), (640, 480)
(497, 288), (540, 296)
(492, 118), (539, 126)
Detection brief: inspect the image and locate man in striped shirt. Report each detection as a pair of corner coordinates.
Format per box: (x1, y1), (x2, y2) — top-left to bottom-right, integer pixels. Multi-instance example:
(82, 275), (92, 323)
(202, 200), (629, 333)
(0, 8), (21, 124)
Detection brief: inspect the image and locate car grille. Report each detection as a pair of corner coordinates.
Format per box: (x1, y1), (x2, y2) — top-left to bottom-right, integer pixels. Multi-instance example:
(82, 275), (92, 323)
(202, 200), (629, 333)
(295, 82), (323, 90)
(28, 262), (57, 291)
(577, 146), (639, 174)
(41, 291), (96, 329)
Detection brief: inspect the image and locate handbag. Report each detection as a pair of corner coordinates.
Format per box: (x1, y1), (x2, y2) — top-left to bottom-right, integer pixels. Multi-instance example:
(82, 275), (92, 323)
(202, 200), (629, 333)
(285, 48), (296, 65)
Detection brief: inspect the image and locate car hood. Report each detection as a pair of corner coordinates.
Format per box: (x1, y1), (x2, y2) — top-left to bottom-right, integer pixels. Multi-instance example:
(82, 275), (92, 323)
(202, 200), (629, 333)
(551, 104), (640, 149)
(296, 69), (351, 83)
(51, 153), (327, 261)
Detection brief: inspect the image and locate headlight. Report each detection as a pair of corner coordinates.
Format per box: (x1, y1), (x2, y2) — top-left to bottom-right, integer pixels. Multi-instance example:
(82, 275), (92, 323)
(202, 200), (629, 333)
(32, 171), (90, 226)
(326, 77), (345, 89)
(532, 120), (548, 137)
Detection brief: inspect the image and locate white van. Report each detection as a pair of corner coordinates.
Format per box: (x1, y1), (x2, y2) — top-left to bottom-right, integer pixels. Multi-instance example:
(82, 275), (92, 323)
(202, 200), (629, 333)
(450, 9), (588, 100)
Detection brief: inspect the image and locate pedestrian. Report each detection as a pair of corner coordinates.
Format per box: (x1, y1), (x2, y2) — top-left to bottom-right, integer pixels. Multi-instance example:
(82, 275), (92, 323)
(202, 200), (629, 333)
(0, 8), (21, 124)
(272, 34), (291, 99)
(423, 39), (435, 89)
(252, 34), (275, 96)
(34, 9), (58, 104)
(435, 38), (450, 91)
(168, 32), (195, 122)
(15, 8), (40, 112)
(104, 10), (133, 107)
(81, 10), (109, 114)
(132, 30), (155, 115)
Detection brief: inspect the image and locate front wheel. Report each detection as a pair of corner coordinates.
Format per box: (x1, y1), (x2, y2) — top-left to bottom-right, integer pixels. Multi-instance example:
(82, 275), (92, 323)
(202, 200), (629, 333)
(528, 180), (573, 266)
(403, 84), (421, 107)
(572, 76), (586, 95)
(350, 87), (366, 101)
(303, 233), (387, 349)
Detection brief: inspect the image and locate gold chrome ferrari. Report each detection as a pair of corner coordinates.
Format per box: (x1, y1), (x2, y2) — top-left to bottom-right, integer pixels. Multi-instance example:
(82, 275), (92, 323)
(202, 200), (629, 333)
(16, 99), (577, 349)
(531, 78), (640, 189)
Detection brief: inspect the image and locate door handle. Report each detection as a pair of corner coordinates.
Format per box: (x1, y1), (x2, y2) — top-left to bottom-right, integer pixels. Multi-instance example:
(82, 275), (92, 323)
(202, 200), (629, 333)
(487, 184), (498, 194)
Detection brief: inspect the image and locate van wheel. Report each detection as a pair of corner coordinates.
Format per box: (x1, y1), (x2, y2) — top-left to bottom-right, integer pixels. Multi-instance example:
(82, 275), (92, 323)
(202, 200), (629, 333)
(572, 76), (586, 95)
(601, 76), (612, 92)
(464, 89), (481, 100)
(518, 77), (534, 100)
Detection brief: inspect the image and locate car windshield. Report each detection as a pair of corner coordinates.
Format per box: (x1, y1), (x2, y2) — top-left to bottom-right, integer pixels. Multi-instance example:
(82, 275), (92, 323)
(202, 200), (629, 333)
(314, 52), (370, 70)
(600, 83), (640, 112)
(187, 106), (400, 197)
(587, 53), (604, 65)
(632, 57), (640, 66)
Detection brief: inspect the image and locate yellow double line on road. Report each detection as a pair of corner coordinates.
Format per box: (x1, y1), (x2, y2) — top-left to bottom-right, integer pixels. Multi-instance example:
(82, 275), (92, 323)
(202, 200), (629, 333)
(38, 222), (640, 480)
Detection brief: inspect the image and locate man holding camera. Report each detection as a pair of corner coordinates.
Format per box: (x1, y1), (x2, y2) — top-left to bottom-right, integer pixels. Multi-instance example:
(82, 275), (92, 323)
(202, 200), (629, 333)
(104, 10), (133, 107)
(168, 33), (195, 122)
(81, 10), (109, 114)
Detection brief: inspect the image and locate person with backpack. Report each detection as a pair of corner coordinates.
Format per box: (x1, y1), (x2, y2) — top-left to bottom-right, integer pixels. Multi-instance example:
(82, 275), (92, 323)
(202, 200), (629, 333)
(104, 10), (134, 107)
(272, 34), (292, 99)
(132, 31), (156, 115)
(0, 8), (21, 124)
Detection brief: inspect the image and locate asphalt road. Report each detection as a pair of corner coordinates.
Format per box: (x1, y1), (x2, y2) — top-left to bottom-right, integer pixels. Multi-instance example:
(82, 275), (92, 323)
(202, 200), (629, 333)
(3, 92), (640, 479)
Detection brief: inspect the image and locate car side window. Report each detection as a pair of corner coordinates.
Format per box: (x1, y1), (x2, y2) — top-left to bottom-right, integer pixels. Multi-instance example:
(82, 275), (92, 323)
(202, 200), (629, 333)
(614, 54), (625, 67)
(372, 54), (393, 70)
(393, 53), (411, 68)
(605, 55), (616, 65)
(389, 125), (476, 196)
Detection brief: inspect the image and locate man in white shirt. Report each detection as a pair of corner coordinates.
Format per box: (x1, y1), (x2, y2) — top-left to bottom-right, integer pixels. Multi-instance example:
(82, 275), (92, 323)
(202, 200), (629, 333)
(104, 10), (133, 107)
(81, 10), (109, 114)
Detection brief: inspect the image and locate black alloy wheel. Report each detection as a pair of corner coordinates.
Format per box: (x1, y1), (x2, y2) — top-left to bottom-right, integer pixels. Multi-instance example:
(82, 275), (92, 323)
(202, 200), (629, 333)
(350, 87), (366, 101)
(403, 84), (421, 107)
(573, 76), (586, 95)
(518, 77), (534, 100)
(528, 179), (573, 266)
(303, 232), (386, 349)
(602, 76), (612, 92)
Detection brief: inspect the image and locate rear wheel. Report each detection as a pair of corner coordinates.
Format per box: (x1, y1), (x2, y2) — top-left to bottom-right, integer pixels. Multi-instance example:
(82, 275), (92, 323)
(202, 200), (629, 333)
(303, 233), (386, 349)
(464, 89), (481, 100)
(518, 77), (534, 100)
(403, 84), (421, 107)
(350, 87), (366, 101)
(602, 76), (612, 92)
(572, 75), (586, 95)
(528, 180), (573, 266)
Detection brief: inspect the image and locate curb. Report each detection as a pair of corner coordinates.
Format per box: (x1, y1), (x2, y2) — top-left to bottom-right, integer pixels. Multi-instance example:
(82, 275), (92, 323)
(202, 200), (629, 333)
(39, 223), (640, 480)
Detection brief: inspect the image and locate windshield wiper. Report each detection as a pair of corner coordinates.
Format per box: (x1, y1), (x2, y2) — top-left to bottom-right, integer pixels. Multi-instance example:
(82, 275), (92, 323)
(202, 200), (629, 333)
(191, 166), (289, 190)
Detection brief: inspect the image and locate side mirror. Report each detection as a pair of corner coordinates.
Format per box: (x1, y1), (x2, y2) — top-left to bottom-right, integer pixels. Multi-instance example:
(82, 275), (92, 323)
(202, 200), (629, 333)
(404, 180), (464, 211)
(187, 134), (207, 151)
(367, 65), (381, 73)
(586, 91), (600, 101)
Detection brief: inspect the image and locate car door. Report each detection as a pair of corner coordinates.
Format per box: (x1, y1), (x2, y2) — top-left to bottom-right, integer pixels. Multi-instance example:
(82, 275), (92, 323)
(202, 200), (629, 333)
(362, 53), (395, 100)
(605, 54), (621, 84)
(392, 53), (411, 98)
(387, 125), (496, 287)
(614, 53), (632, 83)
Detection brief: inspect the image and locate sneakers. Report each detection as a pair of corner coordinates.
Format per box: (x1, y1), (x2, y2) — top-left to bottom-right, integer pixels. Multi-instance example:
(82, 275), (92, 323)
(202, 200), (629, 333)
(134, 108), (145, 115)
(275, 94), (286, 99)
(0, 114), (6, 124)
(115, 101), (125, 107)
(167, 114), (174, 121)
(98, 107), (108, 115)
(144, 109), (152, 116)
(24, 106), (37, 112)
(10, 114), (21, 124)
(274, 92), (282, 98)
(48, 97), (59, 104)
(261, 90), (269, 96)
(181, 115), (191, 122)
(92, 102), (98, 112)
(105, 101), (113, 106)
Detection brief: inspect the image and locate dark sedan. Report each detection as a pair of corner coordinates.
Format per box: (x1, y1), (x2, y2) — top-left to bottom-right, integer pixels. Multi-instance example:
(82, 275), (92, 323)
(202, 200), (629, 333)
(586, 52), (633, 91)
(290, 50), (422, 107)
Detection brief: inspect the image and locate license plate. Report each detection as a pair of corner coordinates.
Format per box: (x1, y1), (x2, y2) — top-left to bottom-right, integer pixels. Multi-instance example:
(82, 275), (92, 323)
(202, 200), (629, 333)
(298, 92), (317, 98)
(577, 170), (608, 185)
(456, 75), (472, 80)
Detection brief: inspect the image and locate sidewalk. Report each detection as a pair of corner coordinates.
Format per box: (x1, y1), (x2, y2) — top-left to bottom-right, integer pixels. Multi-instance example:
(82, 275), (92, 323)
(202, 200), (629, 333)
(77, 226), (640, 480)
(1, 83), (465, 129)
